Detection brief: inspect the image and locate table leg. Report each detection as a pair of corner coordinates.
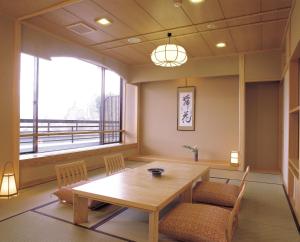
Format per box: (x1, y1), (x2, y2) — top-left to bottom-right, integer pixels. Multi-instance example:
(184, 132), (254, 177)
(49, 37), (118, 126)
(149, 211), (159, 242)
(73, 194), (88, 224)
(179, 185), (192, 203)
(202, 169), (210, 181)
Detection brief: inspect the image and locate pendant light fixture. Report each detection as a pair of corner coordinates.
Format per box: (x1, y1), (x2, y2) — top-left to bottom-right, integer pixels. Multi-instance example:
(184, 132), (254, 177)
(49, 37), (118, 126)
(151, 33), (188, 67)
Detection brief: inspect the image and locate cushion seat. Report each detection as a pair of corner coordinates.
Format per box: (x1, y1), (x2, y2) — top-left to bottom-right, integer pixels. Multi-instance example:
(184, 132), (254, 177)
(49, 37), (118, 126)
(54, 180), (105, 209)
(159, 203), (231, 242)
(193, 181), (240, 207)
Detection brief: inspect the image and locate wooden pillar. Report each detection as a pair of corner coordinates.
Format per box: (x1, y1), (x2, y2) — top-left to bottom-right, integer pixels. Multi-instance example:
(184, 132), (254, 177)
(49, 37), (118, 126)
(137, 83), (141, 154)
(12, 20), (21, 188)
(239, 54), (245, 171)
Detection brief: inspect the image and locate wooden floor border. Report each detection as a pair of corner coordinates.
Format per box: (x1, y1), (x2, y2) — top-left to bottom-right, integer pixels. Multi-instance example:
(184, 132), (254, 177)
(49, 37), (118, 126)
(1, 174), (297, 242)
(282, 184), (300, 233)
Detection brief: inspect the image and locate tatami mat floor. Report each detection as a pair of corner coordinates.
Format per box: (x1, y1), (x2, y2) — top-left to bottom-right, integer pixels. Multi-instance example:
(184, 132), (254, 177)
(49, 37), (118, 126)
(0, 161), (299, 242)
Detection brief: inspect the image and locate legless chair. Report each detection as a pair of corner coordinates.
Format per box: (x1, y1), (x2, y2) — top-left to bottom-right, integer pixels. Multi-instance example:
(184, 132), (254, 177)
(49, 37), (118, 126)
(159, 184), (246, 242)
(55, 160), (88, 189)
(192, 166), (250, 207)
(103, 153), (127, 176)
(54, 160), (103, 209)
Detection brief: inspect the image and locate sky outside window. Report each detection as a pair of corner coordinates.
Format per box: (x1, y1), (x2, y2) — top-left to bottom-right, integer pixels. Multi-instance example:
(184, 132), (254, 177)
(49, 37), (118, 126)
(20, 55), (122, 153)
(20, 53), (34, 119)
(38, 57), (102, 120)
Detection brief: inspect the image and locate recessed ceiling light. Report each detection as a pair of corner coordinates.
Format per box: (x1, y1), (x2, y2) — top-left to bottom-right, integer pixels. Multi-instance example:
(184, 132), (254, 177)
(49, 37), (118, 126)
(128, 37), (142, 44)
(96, 18), (112, 26)
(173, 0), (182, 7)
(216, 42), (226, 48)
(190, 0), (205, 3)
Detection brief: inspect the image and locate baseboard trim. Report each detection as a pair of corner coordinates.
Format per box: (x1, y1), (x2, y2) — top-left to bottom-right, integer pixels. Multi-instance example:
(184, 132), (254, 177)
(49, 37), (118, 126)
(128, 155), (238, 170)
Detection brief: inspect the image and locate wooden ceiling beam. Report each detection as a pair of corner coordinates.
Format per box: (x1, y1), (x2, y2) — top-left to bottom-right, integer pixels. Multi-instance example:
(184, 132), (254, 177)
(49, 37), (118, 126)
(91, 18), (288, 51)
(88, 7), (289, 47)
(280, 0), (297, 49)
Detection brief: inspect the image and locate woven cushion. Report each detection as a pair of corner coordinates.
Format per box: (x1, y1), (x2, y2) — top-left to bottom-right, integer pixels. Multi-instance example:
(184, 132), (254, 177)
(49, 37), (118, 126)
(193, 181), (240, 207)
(54, 181), (105, 209)
(159, 203), (230, 242)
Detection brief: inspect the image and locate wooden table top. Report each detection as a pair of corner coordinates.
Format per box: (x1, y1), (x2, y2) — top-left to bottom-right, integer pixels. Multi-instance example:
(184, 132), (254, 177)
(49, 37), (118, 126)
(72, 161), (209, 211)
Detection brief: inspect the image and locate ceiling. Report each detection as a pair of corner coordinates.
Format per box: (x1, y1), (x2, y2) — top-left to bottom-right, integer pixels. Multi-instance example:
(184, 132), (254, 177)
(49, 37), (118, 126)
(1, 0), (292, 66)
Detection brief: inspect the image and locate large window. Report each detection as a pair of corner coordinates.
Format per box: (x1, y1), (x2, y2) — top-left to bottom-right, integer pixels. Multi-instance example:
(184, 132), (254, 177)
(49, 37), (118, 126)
(20, 54), (123, 154)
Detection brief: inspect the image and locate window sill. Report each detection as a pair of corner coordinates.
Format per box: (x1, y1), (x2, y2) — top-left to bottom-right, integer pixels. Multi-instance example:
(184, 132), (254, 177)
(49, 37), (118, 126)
(20, 142), (138, 167)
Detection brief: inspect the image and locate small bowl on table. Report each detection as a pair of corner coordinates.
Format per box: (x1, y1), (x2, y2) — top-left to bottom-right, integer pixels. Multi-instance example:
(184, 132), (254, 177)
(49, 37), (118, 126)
(148, 168), (164, 177)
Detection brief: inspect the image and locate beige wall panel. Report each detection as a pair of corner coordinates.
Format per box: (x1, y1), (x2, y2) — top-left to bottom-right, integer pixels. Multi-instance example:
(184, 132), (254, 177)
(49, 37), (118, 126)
(129, 55), (239, 83)
(244, 50), (282, 82)
(92, 0), (163, 34)
(0, 14), (15, 175)
(278, 82), (283, 171)
(65, 0), (137, 38)
(175, 33), (212, 57)
(218, 0), (260, 18)
(181, 0), (223, 24)
(22, 24), (130, 80)
(124, 84), (138, 144)
(201, 29), (236, 55)
(262, 21), (286, 49)
(230, 24), (262, 52)
(245, 81), (280, 171)
(261, 0), (291, 11)
(140, 76), (239, 161)
(20, 147), (138, 187)
(135, 0), (192, 29)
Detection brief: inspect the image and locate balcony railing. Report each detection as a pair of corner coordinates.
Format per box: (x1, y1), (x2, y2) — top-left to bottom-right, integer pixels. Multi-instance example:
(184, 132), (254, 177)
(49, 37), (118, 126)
(20, 119), (123, 153)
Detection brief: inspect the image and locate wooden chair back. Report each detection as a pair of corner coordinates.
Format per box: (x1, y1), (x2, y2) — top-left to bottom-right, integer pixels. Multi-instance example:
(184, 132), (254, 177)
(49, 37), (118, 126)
(104, 154), (126, 176)
(240, 166), (250, 188)
(55, 160), (88, 188)
(226, 183), (246, 242)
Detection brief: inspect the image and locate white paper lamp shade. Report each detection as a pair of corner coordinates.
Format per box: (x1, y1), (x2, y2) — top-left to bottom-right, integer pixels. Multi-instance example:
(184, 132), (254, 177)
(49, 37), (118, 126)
(0, 172), (18, 198)
(230, 151), (239, 166)
(151, 44), (187, 67)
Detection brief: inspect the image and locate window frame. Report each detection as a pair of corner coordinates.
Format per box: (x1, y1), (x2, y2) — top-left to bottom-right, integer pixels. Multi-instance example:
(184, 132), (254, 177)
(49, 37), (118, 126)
(20, 54), (123, 154)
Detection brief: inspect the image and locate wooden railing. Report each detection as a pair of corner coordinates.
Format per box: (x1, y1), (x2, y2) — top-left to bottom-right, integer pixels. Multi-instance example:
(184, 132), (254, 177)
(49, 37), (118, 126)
(20, 119), (122, 153)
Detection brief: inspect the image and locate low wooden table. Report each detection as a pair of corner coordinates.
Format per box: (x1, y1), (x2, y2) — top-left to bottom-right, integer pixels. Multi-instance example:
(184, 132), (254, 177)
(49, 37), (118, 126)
(72, 161), (209, 242)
